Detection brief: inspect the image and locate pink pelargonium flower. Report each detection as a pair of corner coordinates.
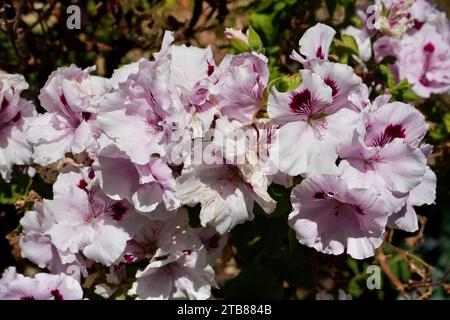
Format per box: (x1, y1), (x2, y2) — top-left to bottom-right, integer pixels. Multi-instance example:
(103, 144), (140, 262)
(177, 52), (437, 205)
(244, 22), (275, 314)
(374, 3), (450, 98)
(108, 60), (140, 89)
(127, 211), (216, 300)
(167, 42), (219, 108)
(388, 165), (436, 232)
(0, 267), (83, 300)
(214, 52), (269, 123)
(176, 117), (276, 234)
(45, 169), (143, 266)
(268, 68), (362, 176)
(336, 102), (430, 214)
(363, 101), (429, 148)
(337, 133), (426, 204)
(164, 32), (220, 137)
(310, 62), (366, 112)
(224, 28), (249, 43)
(388, 144), (436, 232)
(123, 212), (183, 265)
(94, 264), (127, 298)
(290, 23), (336, 65)
(150, 31), (220, 138)
(26, 65), (109, 165)
(96, 142), (179, 214)
(195, 226), (229, 265)
(0, 72), (29, 92)
(97, 58), (189, 165)
(409, 0), (449, 32)
(288, 175), (389, 259)
(396, 24), (450, 98)
(373, 0), (415, 38)
(19, 202), (89, 280)
(0, 73), (36, 181)
(176, 161), (276, 234)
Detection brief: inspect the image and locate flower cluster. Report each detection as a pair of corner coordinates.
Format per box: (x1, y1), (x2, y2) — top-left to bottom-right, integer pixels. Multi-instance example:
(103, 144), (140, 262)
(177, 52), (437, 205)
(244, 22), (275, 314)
(347, 0), (450, 98)
(270, 23), (435, 259)
(0, 73), (35, 182)
(0, 4), (443, 298)
(0, 267), (83, 300)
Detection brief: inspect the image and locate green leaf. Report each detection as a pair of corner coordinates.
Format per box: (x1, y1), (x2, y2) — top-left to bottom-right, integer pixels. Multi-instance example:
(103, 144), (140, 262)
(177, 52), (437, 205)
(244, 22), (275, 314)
(401, 89), (421, 102)
(267, 183), (293, 218)
(388, 79), (421, 102)
(339, 52), (350, 64)
(269, 73), (301, 92)
(273, 2), (286, 12)
(379, 55), (397, 65)
(347, 281), (364, 298)
(342, 35), (359, 56)
(249, 13), (275, 44)
(247, 26), (263, 52)
(334, 34), (360, 56)
(399, 261), (411, 283)
(429, 123), (447, 141)
(387, 258), (400, 279)
(87, 0), (98, 15)
(229, 39), (251, 53)
(114, 292), (127, 300)
(443, 113), (450, 133)
(0, 170), (33, 205)
(346, 258), (360, 275)
(377, 65), (395, 88)
(389, 79), (412, 93)
(350, 15), (364, 28)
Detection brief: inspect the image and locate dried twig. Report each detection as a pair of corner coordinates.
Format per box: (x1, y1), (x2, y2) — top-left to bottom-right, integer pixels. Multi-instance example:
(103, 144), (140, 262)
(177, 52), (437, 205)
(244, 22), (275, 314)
(376, 247), (411, 299)
(405, 215), (427, 248)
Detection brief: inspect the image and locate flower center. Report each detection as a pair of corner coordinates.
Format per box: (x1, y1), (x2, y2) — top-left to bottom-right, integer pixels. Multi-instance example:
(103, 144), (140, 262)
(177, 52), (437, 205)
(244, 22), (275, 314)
(372, 123), (405, 147)
(289, 89), (315, 119)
